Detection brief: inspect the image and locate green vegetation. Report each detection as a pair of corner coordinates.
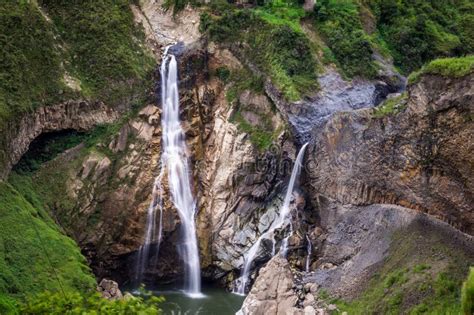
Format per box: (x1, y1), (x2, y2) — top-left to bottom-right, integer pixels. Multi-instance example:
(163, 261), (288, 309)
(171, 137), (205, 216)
(368, 0), (474, 74)
(201, 8), (318, 101)
(372, 93), (407, 118)
(408, 56), (474, 83)
(38, 0), (155, 104)
(20, 291), (163, 315)
(230, 110), (281, 151)
(332, 222), (474, 314)
(0, 180), (96, 302)
(0, 1), (68, 129)
(462, 268), (474, 315)
(225, 68), (264, 103)
(0, 0), (154, 130)
(314, 0), (377, 78)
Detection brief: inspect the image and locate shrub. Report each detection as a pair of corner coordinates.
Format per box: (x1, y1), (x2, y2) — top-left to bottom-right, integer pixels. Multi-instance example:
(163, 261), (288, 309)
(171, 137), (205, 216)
(20, 291), (163, 315)
(202, 9), (318, 101)
(314, 0), (377, 78)
(368, 0), (473, 73)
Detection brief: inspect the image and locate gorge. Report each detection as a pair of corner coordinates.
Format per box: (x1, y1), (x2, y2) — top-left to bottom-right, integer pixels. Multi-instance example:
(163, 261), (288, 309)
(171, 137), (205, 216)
(0, 0), (473, 314)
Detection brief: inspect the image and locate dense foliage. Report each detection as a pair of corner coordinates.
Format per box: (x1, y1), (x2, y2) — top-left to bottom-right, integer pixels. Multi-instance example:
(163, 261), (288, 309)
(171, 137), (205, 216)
(368, 0), (474, 73)
(0, 1), (67, 129)
(314, 0), (377, 78)
(20, 291), (163, 315)
(201, 7), (318, 101)
(38, 0), (155, 104)
(0, 178), (96, 302)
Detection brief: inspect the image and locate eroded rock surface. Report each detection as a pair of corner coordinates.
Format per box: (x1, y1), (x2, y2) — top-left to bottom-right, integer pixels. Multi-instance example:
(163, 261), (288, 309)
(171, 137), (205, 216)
(306, 74), (474, 233)
(1, 100), (118, 179)
(238, 256), (301, 315)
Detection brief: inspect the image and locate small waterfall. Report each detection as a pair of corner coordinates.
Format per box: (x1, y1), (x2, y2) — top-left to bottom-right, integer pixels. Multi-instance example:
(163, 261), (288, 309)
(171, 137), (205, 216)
(235, 143), (309, 295)
(305, 234), (312, 273)
(135, 47), (202, 297)
(134, 164), (165, 285)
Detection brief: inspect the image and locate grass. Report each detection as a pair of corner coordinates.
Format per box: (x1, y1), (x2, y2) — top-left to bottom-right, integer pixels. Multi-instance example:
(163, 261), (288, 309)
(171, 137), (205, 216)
(332, 221), (473, 314)
(0, 180), (96, 301)
(225, 68), (264, 104)
(408, 56), (474, 84)
(372, 93), (407, 118)
(230, 110), (281, 151)
(462, 268), (474, 315)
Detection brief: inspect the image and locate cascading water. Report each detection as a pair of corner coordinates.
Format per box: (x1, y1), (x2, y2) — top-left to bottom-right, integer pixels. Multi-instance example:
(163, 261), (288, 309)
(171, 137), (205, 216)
(136, 47), (202, 297)
(305, 234), (312, 273)
(161, 51), (202, 297)
(134, 162), (165, 285)
(235, 143), (309, 295)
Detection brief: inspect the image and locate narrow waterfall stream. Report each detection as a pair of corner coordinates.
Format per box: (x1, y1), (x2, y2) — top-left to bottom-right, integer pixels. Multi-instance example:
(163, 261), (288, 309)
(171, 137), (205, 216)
(235, 143), (309, 295)
(136, 48), (203, 297)
(305, 234), (312, 273)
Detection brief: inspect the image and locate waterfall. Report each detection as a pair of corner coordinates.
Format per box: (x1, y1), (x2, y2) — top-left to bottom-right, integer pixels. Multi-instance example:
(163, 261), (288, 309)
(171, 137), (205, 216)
(235, 143), (309, 295)
(305, 234), (312, 273)
(136, 47), (202, 297)
(134, 164), (165, 286)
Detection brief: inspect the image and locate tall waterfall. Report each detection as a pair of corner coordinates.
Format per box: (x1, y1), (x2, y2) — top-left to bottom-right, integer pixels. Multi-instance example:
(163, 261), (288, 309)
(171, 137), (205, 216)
(235, 143), (309, 295)
(136, 48), (202, 297)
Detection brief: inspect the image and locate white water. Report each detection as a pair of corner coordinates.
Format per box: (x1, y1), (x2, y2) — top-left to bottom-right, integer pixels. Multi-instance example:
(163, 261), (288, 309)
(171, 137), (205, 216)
(161, 52), (202, 298)
(135, 160), (165, 285)
(305, 234), (312, 273)
(136, 48), (202, 297)
(235, 143), (309, 295)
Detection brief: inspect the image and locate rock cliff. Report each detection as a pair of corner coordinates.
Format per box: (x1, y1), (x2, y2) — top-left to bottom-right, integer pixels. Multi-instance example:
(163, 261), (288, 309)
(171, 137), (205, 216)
(306, 73), (474, 233)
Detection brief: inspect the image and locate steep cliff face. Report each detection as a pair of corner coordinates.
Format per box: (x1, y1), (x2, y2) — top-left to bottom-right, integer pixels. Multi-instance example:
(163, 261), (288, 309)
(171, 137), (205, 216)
(306, 73), (474, 233)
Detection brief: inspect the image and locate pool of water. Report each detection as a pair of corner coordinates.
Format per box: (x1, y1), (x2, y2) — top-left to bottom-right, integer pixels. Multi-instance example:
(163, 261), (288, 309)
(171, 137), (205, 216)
(134, 284), (245, 315)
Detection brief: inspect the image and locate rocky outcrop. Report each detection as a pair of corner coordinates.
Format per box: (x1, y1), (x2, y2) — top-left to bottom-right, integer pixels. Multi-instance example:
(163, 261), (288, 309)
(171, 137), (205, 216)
(306, 74), (474, 234)
(238, 256), (301, 315)
(97, 279), (123, 300)
(1, 100), (118, 180)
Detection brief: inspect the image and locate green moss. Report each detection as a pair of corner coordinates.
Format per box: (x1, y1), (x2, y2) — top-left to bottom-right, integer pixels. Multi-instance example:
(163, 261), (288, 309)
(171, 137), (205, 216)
(462, 268), (474, 315)
(230, 109), (281, 152)
(408, 56), (474, 84)
(0, 180), (96, 301)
